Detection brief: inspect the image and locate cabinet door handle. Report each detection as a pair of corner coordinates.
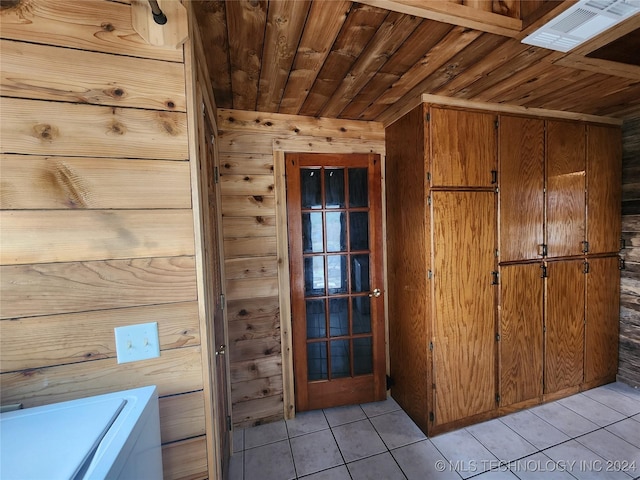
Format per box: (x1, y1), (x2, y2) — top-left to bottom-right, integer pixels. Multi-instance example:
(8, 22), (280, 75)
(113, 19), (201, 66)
(491, 170), (498, 184)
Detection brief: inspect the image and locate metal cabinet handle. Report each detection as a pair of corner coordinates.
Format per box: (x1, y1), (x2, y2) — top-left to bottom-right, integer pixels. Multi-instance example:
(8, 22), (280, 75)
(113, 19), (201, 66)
(369, 288), (381, 298)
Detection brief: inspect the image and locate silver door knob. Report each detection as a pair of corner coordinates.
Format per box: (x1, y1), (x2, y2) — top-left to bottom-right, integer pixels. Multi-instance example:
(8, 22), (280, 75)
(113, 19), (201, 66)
(215, 344), (226, 356)
(369, 288), (381, 298)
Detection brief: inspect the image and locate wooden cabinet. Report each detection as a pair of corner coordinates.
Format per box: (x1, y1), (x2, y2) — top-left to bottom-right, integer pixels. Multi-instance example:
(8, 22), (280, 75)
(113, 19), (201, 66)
(432, 191), (496, 425)
(386, 102), (621, 436)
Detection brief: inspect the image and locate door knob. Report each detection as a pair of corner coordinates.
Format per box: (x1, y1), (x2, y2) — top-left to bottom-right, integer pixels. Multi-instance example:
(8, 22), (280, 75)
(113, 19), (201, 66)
(369, 288), (381, 298)
(215, 344), (226, 356)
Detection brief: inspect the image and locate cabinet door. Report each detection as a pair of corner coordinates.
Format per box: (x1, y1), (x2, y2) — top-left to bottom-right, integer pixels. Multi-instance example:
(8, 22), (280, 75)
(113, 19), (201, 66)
(433, 191), (496, 424)
(547, 121), (586, 258)
(585, 256), (620, 383)
(431, 107), (497, 187)
(587, 125), (622, 255)
(499, 116), (545, 262)
(500, 263), (543, 406)
(545, 260), (585, 394)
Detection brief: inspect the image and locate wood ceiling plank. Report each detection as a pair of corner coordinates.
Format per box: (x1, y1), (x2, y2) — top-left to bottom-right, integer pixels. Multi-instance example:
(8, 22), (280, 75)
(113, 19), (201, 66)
(279, 0), (352, 115)
(256, 0), (312, 112)
(320, 11), (423, 118)
(192, 0), (232, 109)
(340, 19), (454, 120)
(554, 54), (640, 81)
(226, 0), (268, 110)
(559, 78), (640, 115)
(360, 26), (483, 121)
(523, 72), (606, 110)
(298, 3), (389, 117)
(454, 45), (554, 100)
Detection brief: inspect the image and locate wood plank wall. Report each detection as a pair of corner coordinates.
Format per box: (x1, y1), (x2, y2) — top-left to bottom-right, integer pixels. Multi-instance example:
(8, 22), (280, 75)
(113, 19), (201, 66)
(216, 109), (385, 427)
(620, 117), (640, 387)
(0, 1), (209, 478)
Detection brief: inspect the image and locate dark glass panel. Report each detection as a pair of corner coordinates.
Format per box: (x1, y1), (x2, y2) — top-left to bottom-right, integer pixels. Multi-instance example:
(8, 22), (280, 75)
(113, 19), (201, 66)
(325, 169), (345, 208)
(352, 296), (371, 334)
(302, 212), (324, 253)
(329, 298), (349, 337)
(304, 256), (325, 296)
(306, 300), (326, 339)
(349, 212), (369, 251)
(301, 169), (322, 209)
(326, 212), (346, 252)
(349, 168), (368, 207)
(353, 337), (373, 375)
(330, 340), (350, 379)
(327, 255), (348, 294)
(308, 342), (328, 381)
(351, 254), (370, 293)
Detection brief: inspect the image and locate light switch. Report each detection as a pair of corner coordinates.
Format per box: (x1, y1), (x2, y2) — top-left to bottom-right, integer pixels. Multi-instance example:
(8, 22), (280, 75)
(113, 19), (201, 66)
(114, 322), (160, 364)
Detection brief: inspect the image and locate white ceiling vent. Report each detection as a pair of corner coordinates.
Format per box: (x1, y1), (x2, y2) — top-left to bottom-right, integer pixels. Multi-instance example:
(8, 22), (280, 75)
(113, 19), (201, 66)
(522, 0), (640, 52)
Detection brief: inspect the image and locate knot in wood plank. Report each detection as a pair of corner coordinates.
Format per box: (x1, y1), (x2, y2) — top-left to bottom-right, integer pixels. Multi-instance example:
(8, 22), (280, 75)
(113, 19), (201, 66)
(32, 123), (59, 142)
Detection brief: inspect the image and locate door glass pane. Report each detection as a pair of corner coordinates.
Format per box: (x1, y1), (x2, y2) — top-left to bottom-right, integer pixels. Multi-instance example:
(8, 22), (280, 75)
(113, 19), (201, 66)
(351, 254), (370, 293)
(349, 168), (368, 207)
(301, 169), (322, 209)
(302, 213), (323, 253)
(352, 297), (371, 334)
(325, 169), (345, 208)
(330, 340), (350, 378)
(327, 255), (348, 294)
(329, 298), (349, 337)
(304, 256), (325, 296)
(353, 337), (373, 375)
(308, 342), (328, 381)
(326, 212), (346, 252)
(306, 300), (326, 339)
(349, 212), (369, 251)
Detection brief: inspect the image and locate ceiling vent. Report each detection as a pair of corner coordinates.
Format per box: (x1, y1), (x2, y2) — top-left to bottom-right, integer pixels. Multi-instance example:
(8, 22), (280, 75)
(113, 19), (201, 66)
(522, 0), (640, 52)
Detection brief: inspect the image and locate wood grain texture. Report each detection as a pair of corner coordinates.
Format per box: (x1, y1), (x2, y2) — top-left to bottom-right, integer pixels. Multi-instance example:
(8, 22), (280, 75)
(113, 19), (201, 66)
(220, 174), (275, 196)
(233, 394), (283, 428)
(498, 115), (544, 261)
(162, 436), (208, 480)
(0, 256), (197, 319)
(219, 153), (274, 175)
(585, 256), (620, 383)
(385, 104), (430, 432)
(546, 120), (586, 258)
(587, 125), (622, 255)
(0, 39), (186, 111)
(231, 375), (283, 404)
(0, 302), (199, 373)
(230, 355), (282, 384)
(226, 277), (279, 302)
(225, 256), (278, 280)
(227, 296), (280, 323)
(0, 210), (195, 265)
(433, 191), (497, 425)
(223, 236), (277, 259)
(430, 106), (497, 187)
(0, 346), (203, 407)
(159, 391), (207, 444)
(0, 0), (182, 62)
(221, 195), (276, 217)
(545, 260), (585, 394)
(499, 263), (543, 406)
(1, 97), (189, 160)
(222, 216), (277, 238)
(0, 155), (191, 210)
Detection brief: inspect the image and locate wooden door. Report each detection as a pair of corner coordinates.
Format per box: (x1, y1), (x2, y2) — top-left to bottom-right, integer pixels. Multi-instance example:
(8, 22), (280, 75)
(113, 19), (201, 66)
(499, 263), (543, 406)
(585, 256), (620, 383)
(430, 107), (497, 187)
(286, 153), (386, 411)
(499, 115), (545, 262)
(432, 191), (496, 425)
(547, 121), (586, 258)
(587, 125), (622, 255)
(545, 260), (585, 394)
(199, 98), (230, 476)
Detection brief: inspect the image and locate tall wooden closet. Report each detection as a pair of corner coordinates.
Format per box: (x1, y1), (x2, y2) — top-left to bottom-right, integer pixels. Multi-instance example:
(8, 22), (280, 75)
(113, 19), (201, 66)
(386, 102), (622, 436)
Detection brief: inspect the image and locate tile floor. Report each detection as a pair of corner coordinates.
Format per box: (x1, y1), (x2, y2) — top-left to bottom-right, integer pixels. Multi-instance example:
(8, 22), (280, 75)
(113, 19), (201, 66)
(229, 381), (640, 479)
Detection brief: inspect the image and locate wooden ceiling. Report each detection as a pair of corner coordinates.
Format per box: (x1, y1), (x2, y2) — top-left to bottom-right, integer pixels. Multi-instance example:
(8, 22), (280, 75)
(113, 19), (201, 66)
(193, 0), (640, 124)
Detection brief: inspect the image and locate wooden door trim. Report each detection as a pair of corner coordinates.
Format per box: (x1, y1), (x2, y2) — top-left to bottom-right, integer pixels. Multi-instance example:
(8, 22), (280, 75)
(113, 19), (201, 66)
(273, 147), (388, 420)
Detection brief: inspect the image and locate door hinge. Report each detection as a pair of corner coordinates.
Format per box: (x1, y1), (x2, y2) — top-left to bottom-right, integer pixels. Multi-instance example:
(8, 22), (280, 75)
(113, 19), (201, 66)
(496, 394), (501, 405)
(491, 271), (499, 285)
(621, 238), (626, 250)
(220, 293), (225, 310)
(426, 112), (430, 122)
(583, 261), (590, 274)
(540, 265), (548, 278)
(428, 270), (433, 280)
(538, 244), (548, 257)
(201, 101), (205, 116)
(386, 375), (395, 390)
(427, 195), (432, 206)
(429, 341), (434, 352)
(495, 249), (500, 258)
(210, 134), (215, 145)
(496, 333), (500, 342)
(426, 172), (431, 182)
(619, 257), (626, 270)
(429, 411), (435, 422)
(495, 118), (499, 129)
(214, 166), (220, 184)
(227, 415), (232, 431)
(582, 240), (590, 253)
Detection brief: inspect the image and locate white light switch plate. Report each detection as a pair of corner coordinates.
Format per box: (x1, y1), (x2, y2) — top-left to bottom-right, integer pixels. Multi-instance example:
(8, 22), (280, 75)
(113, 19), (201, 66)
(114, 322), (160, 364)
